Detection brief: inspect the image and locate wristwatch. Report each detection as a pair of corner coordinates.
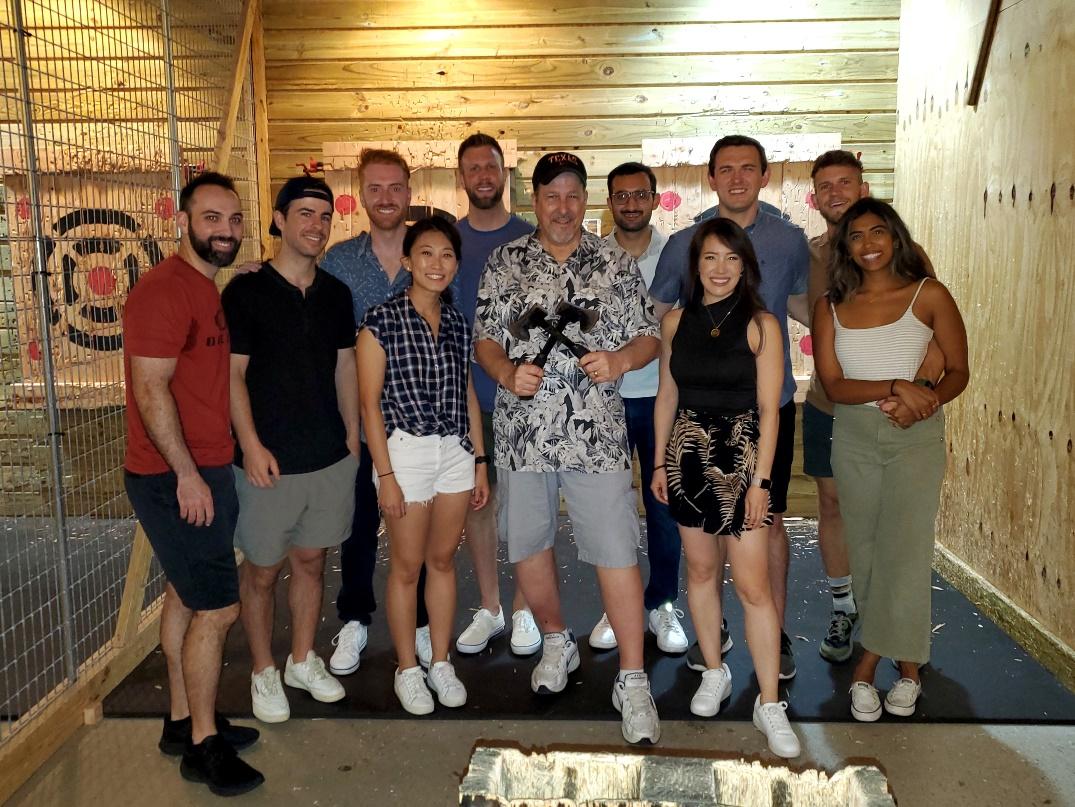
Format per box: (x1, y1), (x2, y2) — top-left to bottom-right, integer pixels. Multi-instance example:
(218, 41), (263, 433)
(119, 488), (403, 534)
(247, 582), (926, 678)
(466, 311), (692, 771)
(913, 378), (935, 390)
(474, 455), (491, 465)
(750, 476), (772, 490)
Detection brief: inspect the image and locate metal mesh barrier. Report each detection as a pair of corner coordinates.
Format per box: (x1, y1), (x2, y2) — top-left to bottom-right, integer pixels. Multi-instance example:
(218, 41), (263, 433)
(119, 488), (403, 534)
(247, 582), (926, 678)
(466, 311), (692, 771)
(0, 0), (261, 742)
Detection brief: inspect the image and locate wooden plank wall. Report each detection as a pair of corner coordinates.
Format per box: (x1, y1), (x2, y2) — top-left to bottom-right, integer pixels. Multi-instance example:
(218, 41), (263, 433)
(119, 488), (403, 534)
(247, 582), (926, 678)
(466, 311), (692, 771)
(894, 0), (1074, 677)
(262, 0), (901, 209)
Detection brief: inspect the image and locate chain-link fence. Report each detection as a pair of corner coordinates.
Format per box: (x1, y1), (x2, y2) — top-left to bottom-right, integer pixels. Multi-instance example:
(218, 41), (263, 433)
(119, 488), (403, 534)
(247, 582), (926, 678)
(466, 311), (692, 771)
(0, 0), (262, 745)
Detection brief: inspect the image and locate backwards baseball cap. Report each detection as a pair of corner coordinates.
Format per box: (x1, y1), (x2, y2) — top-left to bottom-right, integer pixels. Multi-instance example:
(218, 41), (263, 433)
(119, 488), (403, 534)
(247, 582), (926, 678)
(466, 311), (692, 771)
(531, 151), (587, 191)
(269, 176), (334, 236)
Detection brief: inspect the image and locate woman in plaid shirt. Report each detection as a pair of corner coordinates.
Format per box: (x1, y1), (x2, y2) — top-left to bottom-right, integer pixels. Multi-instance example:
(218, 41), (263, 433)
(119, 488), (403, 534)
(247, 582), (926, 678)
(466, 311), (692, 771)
(357, 217), (490, 716)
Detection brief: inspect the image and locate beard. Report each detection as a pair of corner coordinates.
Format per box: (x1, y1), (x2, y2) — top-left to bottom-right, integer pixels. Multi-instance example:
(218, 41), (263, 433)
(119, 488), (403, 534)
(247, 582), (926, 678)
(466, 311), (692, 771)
(611, 212), (649, 233)
(188, 228), (241, 268)
(464, 181), (506, 210)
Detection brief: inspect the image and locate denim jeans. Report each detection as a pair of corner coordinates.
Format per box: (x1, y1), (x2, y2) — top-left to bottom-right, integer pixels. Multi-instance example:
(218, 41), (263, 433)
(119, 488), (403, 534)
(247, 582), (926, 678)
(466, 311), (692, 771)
(624, 396), (682, 609)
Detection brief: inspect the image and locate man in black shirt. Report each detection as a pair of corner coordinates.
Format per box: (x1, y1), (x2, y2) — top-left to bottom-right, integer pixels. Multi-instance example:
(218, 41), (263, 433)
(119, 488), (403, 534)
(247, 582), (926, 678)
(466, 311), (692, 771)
(221, 177), (359, 724)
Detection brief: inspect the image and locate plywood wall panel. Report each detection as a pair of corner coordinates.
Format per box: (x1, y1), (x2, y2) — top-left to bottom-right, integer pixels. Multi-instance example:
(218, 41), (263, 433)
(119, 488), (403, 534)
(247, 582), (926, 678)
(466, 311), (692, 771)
(895, 0), (1074, 656)
(263, 20), (899, 59)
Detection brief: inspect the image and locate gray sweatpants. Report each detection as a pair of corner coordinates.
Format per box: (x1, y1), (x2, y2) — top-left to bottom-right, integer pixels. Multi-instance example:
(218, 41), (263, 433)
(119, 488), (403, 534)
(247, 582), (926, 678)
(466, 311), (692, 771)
(831, 404), (946, 664)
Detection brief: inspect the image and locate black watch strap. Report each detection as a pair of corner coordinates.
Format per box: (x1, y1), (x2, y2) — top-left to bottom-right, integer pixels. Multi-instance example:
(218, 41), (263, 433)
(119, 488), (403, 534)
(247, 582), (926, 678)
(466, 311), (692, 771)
(474, 455), (491, 465)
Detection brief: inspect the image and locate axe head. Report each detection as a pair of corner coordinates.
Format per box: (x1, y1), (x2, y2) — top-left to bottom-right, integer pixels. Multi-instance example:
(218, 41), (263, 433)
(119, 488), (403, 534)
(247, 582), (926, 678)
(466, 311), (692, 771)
(508, 304), (550, 341)
(554, 301), (598, 333)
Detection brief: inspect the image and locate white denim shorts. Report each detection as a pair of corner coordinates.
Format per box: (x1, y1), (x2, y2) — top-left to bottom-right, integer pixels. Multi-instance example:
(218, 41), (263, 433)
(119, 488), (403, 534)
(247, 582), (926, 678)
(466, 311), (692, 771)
(374, 428), (475, 504)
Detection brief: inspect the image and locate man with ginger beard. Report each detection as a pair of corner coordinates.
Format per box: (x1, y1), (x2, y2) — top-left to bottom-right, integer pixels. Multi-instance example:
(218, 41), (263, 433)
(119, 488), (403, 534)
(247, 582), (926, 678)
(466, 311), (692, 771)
(451, 134), (539, 658)
(320, 149), (433, 677)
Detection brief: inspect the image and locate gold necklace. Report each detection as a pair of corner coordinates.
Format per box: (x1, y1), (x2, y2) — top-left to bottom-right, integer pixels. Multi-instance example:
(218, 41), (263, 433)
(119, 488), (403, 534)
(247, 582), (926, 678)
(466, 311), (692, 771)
(703, 293), (738, 338)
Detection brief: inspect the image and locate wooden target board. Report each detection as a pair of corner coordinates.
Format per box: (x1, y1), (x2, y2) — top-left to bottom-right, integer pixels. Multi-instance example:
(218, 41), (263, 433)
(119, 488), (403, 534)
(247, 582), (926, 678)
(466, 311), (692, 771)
(4, 171), (175, 408)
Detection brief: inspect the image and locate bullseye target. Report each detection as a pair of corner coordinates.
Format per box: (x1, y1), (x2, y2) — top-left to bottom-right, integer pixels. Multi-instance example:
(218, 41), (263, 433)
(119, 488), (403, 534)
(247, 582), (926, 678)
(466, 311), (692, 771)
(36, 208), (164, 352)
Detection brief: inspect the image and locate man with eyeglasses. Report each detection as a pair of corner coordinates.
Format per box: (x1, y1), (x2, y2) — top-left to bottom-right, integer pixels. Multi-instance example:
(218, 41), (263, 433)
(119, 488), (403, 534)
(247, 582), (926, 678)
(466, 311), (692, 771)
(586, 162), (688, 659)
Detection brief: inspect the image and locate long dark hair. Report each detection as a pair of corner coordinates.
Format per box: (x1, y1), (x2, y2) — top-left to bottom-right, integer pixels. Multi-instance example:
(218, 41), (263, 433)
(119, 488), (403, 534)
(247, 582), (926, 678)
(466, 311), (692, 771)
(403, 216), (460, 303)
(686, 217), (766, 319)
(829, 198), (928, 303)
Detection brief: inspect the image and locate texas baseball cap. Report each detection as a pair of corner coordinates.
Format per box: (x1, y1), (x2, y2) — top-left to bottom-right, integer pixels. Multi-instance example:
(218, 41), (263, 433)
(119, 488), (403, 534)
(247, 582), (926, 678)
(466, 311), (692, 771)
(531, 151), (587, 191)
(269, 176), (334, 236)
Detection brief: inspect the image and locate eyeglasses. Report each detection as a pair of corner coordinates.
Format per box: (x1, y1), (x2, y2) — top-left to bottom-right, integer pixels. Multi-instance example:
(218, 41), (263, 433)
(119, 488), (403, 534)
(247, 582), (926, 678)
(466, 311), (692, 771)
(610, 190), (656, 204)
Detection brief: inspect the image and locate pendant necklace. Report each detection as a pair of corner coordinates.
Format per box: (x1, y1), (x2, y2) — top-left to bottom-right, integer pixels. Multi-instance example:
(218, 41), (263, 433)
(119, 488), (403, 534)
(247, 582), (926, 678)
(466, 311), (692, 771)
(704, 293), (738, 338)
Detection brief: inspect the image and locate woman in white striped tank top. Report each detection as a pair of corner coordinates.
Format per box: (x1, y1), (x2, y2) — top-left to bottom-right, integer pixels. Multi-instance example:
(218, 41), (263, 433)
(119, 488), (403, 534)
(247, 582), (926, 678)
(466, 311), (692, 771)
(812, 199), (969, 723)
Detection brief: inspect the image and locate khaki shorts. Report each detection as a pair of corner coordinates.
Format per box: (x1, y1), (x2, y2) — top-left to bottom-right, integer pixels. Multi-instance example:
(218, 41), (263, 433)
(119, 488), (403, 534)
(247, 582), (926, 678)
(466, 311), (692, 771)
(497, 468), (640, 568)
(234, 453), (359, 567)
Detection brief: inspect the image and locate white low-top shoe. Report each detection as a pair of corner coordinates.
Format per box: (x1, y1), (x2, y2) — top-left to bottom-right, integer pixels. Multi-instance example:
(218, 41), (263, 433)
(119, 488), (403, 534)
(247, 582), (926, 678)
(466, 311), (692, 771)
(531, 631), (580, 694)
(850, 681), (883, 722)
(612, 672), (661, 745)
(329, 621), (366, 675)
(510, 609), (542, 656)
(284, 651), (346, 703)
(648, 603), (689, 654)
(588, 613), (617, 650)
(394, 666), (434, 715)
(250, 666), (290, 724)
(690, 663), (732, 717)
(456, 607), (506, 654)
(427, 660), (468, 707)
(884, 678), (922, 716)
(415, 625), (433, 669)
(752, 696), (801, 758)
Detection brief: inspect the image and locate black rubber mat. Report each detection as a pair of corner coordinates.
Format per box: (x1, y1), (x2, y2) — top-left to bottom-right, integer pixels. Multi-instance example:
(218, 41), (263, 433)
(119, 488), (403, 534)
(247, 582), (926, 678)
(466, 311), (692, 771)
(104, 519), (1075, 724)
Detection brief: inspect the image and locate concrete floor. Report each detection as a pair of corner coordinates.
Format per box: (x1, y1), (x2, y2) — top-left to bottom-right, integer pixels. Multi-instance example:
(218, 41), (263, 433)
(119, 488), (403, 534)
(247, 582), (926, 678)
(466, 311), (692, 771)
(9, 717), (1075, 806)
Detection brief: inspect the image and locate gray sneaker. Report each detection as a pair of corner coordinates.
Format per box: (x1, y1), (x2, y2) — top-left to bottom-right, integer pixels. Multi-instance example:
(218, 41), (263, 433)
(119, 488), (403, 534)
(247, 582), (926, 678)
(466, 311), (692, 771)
(686, 620), (733, 672)
(778, 631), (797, 680)
(531, 631), (580, 694)
(820, 611), (858, 663)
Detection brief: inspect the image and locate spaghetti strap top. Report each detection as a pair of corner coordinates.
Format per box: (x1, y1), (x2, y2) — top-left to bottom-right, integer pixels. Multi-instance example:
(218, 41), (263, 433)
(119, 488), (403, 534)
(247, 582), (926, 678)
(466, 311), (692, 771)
(832, 279), (933, 402)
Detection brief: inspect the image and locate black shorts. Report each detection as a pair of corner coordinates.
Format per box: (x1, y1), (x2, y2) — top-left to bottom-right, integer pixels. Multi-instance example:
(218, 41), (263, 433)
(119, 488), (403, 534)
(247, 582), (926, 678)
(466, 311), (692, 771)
(770, 400), (797, 514)
(125, 465), (240, 611)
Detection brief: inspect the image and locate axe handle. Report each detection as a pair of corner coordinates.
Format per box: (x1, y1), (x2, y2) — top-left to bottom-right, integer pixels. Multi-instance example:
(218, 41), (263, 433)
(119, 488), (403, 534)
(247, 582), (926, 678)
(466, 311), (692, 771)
(516, 334), (558, 401)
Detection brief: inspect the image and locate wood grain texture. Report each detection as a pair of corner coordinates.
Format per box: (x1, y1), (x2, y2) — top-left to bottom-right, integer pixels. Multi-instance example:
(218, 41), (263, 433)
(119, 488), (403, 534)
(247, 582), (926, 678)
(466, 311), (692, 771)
(895, 0), (1074, 663)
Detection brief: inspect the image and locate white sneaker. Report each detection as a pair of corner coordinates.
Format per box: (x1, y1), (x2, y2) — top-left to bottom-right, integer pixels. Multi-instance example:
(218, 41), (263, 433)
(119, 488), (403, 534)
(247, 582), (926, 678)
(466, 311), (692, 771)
(884, 678), (922, 717)
(612, 672), (661, 745)
(850, 681), (882, 722)
(329, 621), (366, 675)
(648, 603), (689, 654)
(415, 625), (432, 669)
(752, 696), (801, 758)
(250, 666), (290, 724)
(456, 608), (506, 654)
(690, 663), (732, 717)
(284, 651), (346, 703)
(427, 660), (467, 707)
(510, 609), (541, 656)
(588, 613), (617, 650)
(394, 665), (434, 715)
(531, 631), (580, 694)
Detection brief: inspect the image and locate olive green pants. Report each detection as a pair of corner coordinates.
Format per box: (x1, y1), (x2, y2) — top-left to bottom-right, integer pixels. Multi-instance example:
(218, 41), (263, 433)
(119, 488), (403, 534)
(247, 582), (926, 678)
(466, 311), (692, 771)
(831, 404), (946, 664)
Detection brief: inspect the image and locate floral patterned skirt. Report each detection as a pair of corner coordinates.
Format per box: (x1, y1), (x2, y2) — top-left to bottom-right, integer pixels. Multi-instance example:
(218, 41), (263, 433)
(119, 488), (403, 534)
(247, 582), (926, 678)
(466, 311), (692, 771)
(666, 407), (773, 538)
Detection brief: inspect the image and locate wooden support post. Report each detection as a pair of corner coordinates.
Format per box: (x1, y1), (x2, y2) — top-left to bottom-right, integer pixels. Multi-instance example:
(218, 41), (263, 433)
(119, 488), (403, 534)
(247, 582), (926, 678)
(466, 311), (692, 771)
(966, 0), (1002, 107)
(212, 0), (258, 174)
(251, 2), (273, 259)
(112, 523), (154, 647)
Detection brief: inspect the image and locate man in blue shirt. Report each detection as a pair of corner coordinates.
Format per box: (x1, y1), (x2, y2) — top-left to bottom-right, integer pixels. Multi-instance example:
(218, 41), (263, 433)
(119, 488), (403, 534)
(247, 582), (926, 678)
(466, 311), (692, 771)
(650, 135), (810, 680)
(320, 148), (432, 677)
(450, 134), (540, 659)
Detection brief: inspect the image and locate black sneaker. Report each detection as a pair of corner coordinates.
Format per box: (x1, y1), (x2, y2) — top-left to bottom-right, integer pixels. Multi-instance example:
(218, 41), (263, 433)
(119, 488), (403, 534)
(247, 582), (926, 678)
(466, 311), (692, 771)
(686, 620), (734, 672)
(778, 630), (797, 680)
(180, 734), (265, 797)
(160, 713), (260, 756)
(819, 611), (858, 664)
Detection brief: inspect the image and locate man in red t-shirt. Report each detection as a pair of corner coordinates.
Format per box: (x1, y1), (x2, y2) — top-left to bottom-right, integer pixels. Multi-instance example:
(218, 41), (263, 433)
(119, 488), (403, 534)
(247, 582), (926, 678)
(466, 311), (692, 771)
(123, 172), (262, 797)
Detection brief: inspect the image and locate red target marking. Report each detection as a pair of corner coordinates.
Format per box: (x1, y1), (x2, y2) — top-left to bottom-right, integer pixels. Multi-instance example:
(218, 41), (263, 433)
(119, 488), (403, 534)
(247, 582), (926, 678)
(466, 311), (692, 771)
(659, 191), (682, 211)
(16, 196), (31, 221)
(335, 194), (357, 215)
(806, 191), (818, 211)
(800, 334), (813, 356)
(88, 266), (118, 296)
(154, 196), (175, 220)
(28, 340), (42, 362)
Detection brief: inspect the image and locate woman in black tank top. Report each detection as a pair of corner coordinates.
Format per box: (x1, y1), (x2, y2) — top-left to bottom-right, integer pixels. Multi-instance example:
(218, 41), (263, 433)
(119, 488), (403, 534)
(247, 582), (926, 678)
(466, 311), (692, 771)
(651, 218), (800, 758)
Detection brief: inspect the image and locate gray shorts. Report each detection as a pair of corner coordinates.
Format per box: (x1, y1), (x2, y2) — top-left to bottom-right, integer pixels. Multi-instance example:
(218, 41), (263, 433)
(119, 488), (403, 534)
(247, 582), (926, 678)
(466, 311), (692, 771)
(497, 468), (640, 568)
(234, 453), (359, 567)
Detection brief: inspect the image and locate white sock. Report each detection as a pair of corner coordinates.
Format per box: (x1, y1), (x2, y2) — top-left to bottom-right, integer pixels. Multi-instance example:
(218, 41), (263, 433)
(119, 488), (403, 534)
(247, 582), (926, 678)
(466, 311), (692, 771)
(829, 575), (857, 614)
